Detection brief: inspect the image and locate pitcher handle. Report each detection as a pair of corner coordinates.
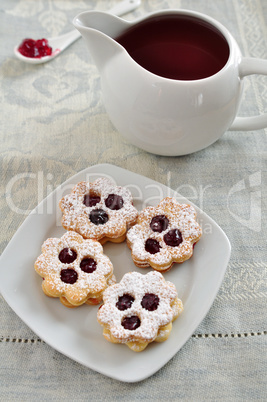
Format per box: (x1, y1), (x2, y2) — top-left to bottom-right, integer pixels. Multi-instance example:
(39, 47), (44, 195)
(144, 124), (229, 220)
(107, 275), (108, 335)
(230, 57), (267, 131)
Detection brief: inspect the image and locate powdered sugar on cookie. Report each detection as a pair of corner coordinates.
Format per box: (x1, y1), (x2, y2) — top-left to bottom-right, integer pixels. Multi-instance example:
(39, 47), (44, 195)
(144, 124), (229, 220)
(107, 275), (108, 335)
(34, 231), (115, 307)
(59, 178), (138, 243)
(97, 271), (183, 351)
(127, 197), (202, 271)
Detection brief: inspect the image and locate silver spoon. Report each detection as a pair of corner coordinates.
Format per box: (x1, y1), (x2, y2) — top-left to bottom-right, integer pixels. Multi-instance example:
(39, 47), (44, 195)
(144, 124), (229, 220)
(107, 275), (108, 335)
(14, 0), (141, 64)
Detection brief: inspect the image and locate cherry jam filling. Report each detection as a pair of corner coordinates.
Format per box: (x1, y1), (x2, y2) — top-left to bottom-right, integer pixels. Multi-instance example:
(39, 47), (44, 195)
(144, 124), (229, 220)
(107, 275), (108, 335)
(18, 38), (52, 58)
(121, 315), (141, 330)
(105, 194), (124, 210)
(150, 215), (169, 232)
(141, 293), (159, 311)
(80, 258), (97, 273)
(58, 248), (77, 264)
(164, 229), (183, 247)
(145, 238), (161, 254)
(116, 294), (135, 311)
(83, 193), (101, 207)
(60, 268), (78, 284)
(89, 208), (109, 225)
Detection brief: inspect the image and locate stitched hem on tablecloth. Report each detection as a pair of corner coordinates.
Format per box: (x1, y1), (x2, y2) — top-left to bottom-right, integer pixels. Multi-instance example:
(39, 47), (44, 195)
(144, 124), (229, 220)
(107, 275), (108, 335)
(192, 331), (267, 339)
(0, 331), (266, 343)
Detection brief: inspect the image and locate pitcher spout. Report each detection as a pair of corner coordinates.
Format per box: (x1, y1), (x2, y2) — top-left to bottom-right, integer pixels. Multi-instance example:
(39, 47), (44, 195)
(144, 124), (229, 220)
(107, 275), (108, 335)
(73, 11), (129, 72)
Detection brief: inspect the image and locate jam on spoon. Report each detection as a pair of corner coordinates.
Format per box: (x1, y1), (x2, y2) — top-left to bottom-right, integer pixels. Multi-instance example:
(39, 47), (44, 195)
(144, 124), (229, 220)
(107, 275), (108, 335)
(18, 38), (52, 58)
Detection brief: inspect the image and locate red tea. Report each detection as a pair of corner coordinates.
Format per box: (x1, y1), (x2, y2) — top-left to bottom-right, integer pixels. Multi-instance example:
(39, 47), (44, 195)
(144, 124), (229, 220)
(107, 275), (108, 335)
(115, 14), (230, 80)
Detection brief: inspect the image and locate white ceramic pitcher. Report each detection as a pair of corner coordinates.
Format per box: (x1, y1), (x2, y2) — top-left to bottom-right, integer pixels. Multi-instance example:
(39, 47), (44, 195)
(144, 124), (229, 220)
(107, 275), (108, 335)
(73, 9), (267, 156)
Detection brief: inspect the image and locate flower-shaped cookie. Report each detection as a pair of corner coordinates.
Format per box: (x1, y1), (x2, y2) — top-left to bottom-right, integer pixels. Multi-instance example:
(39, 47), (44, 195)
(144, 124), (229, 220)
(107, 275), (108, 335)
(59, 178), (138, 244)
(127, 197), (202, 272)
(34, 231), (115, 308)
(97, 271), (183, 352)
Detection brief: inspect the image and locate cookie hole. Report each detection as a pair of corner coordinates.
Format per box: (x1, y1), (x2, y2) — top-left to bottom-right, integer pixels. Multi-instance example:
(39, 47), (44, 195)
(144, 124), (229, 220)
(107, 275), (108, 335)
(145, 238), (161, 254)
(150, 215), (169, 232)
(105, 194), (124, 210)
(141, 293), (159, 311)
(163, 229), (183, 247)
(121, 315), (141, 330)
(116, 294), (135, 311)
(58, 248), (77, 264)
(60, 268), (78, 284)
(83, 191), (101, 207)
(80, 257), (97, 273)
(89, 208), (109, 225)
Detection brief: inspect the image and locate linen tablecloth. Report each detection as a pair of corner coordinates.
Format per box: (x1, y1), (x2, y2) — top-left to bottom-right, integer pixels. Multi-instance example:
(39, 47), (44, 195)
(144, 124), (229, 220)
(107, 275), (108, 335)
(1, 0), (266, 400)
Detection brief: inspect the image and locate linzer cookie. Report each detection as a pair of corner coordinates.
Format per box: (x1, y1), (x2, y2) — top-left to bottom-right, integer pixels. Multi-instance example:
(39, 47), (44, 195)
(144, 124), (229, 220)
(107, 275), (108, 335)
(34, 231), (115, 308)
(59, 178), (138, 244)
(126, 197), (202, 272)
(97, 271), (183, 352)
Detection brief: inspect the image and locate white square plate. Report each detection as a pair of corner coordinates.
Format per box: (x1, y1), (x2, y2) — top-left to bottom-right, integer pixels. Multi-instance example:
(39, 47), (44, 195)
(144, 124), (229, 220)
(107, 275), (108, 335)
(0, 164), (231, 382)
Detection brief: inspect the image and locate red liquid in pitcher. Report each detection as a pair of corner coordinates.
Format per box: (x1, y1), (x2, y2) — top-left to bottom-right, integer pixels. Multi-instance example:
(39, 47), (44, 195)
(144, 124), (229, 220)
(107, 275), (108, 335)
(115, 14), (230, 80)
